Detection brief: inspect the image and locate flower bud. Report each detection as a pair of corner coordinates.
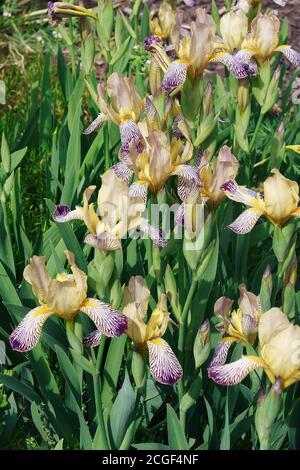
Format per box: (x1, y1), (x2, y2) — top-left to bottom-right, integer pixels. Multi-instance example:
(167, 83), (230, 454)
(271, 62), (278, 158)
(193, 319), (211, 368)
(260, 265), (273, 312)
(131, 350), (147, 390)
(164, 265), (181, 322)
(255, 379), (282, 450)
(110, 279), (123, 309)
(237, 79), (249, 112)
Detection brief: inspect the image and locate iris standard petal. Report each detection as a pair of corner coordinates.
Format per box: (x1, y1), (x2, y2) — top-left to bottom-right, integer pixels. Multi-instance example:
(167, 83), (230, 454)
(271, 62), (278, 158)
(80, 298), (128, 337)
(147, 338), (183, 385)
(208, 356), (263, 386)
(227, 208), (263, 234)
(9, 306), (53, 352)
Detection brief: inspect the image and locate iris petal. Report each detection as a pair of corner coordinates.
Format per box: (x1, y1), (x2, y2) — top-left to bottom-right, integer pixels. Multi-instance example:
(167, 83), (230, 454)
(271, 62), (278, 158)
(9, 306), (53, 352)
(81, 298), (128, 337)
(53, 205), (84, 223)
(147, 338), (183, 385)
(208, 356), (262, 386)
(227, 208), (263, 234)
(208, 339), (235, 368)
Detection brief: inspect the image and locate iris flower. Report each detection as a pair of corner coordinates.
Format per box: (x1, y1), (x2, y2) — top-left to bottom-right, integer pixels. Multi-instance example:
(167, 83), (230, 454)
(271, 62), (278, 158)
(53, 169), (166, 249)
(221, 169), (300, 234)
(9, 251), (127, 352)
(83, 73), (144, 157)
(48, 2), (97, 23)
(208, 308), (300, 390)
(209, 285), (262, 369)
(111, 101), (199, 201)
(238, 13), (300, 68)
(85, 276), (183, 385)
(146, 8), (250, 96)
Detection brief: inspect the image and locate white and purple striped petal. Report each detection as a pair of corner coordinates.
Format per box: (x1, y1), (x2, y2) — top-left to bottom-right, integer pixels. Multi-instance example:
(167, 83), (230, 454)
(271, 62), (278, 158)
(119, 120), (144, 158)
(161, 62), (188, 95)
(175, 203), (185, 226)
(208, 339), (234, 369)
(83, 114), (106, 135)
(147, 338), (183, 385)
(9, 306), (53, 352)
(208, 356), (261, 386)
(227, 208), (263, 234)
(171, 165), (201, 186)
(111, 162), (133, 184)
(128, 182), (149, 203)
(84, 233), (121, 251)
(277, 46), (300, 67)
(83, 329), (102, 348)
(81, 298), (128, 337)
(221, 180), (259, 206)
(53, 205), (84, 223)
(210, 53), (250, 79)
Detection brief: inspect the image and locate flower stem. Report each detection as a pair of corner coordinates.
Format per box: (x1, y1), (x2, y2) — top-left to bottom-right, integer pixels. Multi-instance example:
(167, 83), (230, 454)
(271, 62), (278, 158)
(250, 111), (264, 151)
(178, 274), (198, 426)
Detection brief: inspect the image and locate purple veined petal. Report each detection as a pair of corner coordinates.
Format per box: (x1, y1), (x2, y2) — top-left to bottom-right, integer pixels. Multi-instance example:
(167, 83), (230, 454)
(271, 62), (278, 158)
(175, 203), (185, 226)
(9, 306), (53, 352)
(177, 176), (190, 201)
(47, 1), (56, 21)
(277, 46), (300, 67)
(53, 205), (84, 223)
(83, 114), (106, 135)
(227, 208), (263, 234)
(171, 165), (201, 186)
(208, 356), (262, 386)
(208, 339), (235, 369)
(111, 162), (133, 184)
(81, 298), (128, 337)
(119, 120), (144, 151)
(138, 219), (167, 247)
(147, 338), (183, 385)
(210, 53), (250, 79)
(220, 179), (259, 206)
(83, 329), (102, 348)
(233, 51), (258, 77)
(128, 182), (149, 203)
(84, 233), (121, 251)
(161, 61), (188, 95)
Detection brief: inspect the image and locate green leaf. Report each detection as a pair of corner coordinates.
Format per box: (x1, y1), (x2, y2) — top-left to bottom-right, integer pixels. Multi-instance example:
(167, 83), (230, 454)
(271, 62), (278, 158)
(1, 133), (11, 173)
(108, 371), (137, 449)
(0, 372), (42, 404)
(167, 404), (189, 450)
(55, 345), (82, 404)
